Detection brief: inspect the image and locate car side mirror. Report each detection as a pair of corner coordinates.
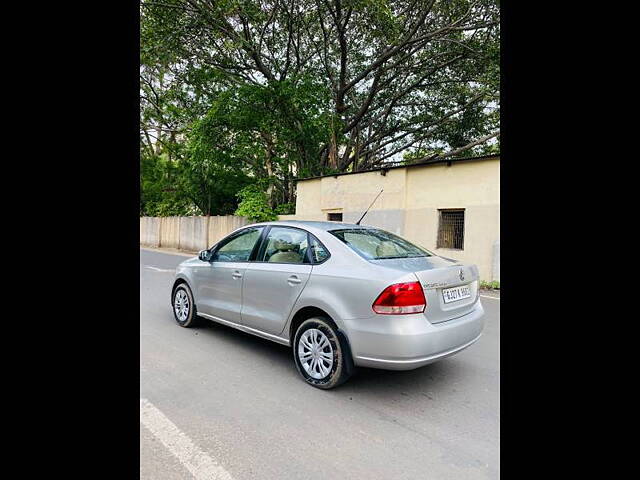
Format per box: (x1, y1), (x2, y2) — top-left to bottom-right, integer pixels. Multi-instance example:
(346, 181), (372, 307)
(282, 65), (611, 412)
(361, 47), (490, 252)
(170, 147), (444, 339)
(198, 249), (210, 262)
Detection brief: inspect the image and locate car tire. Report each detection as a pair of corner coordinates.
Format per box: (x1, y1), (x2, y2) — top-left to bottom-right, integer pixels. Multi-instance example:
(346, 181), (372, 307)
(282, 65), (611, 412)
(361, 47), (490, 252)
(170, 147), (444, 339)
(293, 317), (353, 389)
(172, 283), (201, 328)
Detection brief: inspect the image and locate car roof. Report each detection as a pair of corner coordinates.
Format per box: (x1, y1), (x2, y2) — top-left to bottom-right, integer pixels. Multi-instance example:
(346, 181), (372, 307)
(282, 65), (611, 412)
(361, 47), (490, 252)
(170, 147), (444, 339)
(249, 220), (371, 232)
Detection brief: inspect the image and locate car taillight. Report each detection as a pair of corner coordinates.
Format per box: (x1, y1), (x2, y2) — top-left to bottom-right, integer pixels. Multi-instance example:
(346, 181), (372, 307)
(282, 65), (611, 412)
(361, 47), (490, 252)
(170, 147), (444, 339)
(372, 282), (426, 315)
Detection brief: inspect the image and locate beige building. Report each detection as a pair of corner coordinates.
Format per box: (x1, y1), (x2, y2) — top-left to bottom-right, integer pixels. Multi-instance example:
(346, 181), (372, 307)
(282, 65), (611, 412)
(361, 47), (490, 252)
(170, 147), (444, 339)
(281, 154), (500, 281)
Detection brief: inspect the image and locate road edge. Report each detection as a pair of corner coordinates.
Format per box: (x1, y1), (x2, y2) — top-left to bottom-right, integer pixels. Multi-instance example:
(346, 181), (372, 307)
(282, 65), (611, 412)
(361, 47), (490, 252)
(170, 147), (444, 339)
(140, 246), (197, 258)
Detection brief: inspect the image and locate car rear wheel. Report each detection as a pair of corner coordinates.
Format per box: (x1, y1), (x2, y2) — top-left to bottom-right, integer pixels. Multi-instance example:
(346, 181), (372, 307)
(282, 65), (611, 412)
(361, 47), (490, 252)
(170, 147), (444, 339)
(172, 283), (200, 327)
(293, 317), (352, 389)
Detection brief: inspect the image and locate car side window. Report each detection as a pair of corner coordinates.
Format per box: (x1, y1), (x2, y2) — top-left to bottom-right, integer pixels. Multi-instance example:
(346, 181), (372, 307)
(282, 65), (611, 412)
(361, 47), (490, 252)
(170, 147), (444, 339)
(309, 235), (330, 263)
(211, 227), (264, 262)
(260, 227), (310, 264)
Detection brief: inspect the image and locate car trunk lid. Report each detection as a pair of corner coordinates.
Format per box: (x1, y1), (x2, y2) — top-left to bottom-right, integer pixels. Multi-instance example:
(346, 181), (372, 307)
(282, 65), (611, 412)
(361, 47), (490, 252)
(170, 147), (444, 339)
(369, 256), (480, 324)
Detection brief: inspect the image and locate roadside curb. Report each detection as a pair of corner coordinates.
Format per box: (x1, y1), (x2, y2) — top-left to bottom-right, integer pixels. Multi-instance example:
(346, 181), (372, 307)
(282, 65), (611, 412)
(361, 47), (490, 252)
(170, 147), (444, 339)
(479, 289), (500, 300)
(140, 246), (197, 258)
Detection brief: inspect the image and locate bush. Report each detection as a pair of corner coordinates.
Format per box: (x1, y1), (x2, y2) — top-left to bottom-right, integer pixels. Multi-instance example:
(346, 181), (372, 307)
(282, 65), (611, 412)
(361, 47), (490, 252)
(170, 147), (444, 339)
(480, 280), (500, 290)
(274, 203), (295, 215)
(234, 184), (278, 222)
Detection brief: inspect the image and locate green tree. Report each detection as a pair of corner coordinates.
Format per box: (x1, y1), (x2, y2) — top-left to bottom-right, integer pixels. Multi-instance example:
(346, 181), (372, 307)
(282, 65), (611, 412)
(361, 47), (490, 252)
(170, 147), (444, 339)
(140, 0), (500, 215)
(140, 141), (206, 217)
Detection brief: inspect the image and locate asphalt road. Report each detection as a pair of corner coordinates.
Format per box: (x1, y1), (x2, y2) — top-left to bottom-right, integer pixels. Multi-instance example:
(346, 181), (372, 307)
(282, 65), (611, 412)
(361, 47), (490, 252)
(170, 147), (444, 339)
(140, 248), (500, 480)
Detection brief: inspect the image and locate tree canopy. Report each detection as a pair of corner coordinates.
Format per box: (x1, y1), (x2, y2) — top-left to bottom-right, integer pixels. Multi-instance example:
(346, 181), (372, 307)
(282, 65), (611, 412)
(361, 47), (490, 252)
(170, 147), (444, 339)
(140, 0), (499, 217)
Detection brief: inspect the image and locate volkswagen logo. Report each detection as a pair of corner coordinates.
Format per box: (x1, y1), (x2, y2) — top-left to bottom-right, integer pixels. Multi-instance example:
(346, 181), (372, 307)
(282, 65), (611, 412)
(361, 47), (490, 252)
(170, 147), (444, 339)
(459, 268), (465, 281)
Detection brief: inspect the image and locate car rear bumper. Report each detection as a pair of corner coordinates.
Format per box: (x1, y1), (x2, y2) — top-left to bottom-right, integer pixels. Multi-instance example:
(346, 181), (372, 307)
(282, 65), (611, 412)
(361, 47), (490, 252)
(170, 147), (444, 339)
(343, 300), (484, 370)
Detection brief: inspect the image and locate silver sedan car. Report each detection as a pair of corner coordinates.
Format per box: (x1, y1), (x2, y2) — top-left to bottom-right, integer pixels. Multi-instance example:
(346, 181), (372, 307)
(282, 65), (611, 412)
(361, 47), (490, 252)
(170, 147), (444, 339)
(172, 221), (484, 389)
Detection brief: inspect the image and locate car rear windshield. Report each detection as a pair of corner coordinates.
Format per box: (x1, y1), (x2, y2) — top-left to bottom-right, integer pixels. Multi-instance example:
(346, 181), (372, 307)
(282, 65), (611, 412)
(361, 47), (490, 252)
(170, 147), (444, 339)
(329, 228), (433, 260)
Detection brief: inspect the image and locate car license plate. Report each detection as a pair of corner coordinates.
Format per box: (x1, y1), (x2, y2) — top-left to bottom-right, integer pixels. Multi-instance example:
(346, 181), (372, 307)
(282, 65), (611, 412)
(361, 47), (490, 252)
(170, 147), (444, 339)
(442, 285), (471, 304)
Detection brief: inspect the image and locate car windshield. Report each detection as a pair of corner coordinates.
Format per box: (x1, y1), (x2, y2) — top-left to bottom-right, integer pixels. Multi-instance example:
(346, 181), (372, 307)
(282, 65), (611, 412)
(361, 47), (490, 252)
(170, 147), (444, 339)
(329, 228), (432, 260)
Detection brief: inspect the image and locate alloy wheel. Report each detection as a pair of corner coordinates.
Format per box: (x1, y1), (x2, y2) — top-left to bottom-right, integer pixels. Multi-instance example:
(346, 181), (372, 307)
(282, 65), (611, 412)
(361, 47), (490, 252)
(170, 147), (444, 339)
(298, 328), (334, 379)
(174, 289), (190, 322)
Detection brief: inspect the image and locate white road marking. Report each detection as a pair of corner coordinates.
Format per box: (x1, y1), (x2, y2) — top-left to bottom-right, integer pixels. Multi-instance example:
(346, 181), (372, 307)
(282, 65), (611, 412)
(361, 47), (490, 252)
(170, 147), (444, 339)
(144, 266), (175, 273)
(140, 398), (234, 480)
(480, 294), (500, 300)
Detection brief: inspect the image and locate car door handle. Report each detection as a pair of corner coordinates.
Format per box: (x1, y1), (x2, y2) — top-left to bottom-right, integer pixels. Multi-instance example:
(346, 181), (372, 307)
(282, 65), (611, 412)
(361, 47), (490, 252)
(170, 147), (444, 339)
(287, 275), (302, 285)
(232, 271), (243, 279)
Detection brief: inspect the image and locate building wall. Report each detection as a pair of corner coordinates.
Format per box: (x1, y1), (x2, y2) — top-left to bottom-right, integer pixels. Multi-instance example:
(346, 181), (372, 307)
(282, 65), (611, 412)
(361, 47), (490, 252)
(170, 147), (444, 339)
(291, 157), (500, 281)
(140, 215), (248, 252)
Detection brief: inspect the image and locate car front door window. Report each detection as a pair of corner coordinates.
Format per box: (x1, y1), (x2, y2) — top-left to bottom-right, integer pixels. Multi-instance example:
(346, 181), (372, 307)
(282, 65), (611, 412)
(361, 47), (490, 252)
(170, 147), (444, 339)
(212, 227), (263, 262)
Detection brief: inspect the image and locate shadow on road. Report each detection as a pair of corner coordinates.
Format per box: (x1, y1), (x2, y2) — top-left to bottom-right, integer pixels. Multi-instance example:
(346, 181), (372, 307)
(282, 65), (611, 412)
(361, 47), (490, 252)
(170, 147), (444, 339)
(190, 316), (467, 401)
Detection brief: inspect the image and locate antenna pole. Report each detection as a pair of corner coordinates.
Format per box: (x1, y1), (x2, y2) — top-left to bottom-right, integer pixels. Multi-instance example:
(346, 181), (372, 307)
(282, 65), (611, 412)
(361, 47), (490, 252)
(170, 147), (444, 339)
(356, 189), (384, 225)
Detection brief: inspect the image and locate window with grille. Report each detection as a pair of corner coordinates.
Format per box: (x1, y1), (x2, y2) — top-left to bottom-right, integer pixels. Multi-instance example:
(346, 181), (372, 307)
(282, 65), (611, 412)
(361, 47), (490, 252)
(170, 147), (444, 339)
(437, 209), (465, 250)
(327, 212), (343, 222)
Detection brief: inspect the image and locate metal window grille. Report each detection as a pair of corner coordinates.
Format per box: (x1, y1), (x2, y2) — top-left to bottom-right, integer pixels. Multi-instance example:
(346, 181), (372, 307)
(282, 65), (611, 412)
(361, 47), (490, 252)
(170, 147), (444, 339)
(327, 212), (343, 222)
(437, 209), (465, 250)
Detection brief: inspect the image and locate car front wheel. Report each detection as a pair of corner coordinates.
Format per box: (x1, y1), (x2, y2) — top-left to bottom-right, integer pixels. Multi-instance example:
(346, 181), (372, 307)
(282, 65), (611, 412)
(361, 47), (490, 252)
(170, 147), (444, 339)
(172, 283), (200, 328)
(293, 317), (352, 389)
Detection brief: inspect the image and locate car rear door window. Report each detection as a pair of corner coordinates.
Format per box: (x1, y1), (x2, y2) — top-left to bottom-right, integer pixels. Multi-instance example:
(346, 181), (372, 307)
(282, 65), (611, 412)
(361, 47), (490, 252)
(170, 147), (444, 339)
(260, 227), (310, 264)
(309, 235), (330, 263)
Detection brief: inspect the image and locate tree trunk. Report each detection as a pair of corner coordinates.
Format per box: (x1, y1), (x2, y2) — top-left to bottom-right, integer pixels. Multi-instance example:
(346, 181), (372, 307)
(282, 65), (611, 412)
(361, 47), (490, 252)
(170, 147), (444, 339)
(261, 132), (276, 207)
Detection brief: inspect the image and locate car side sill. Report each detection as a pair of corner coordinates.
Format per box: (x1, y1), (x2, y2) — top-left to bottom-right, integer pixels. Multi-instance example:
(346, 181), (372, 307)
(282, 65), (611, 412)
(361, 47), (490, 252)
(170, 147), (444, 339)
(197, 312), (291, 346)
(355, 332), (482, 366)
